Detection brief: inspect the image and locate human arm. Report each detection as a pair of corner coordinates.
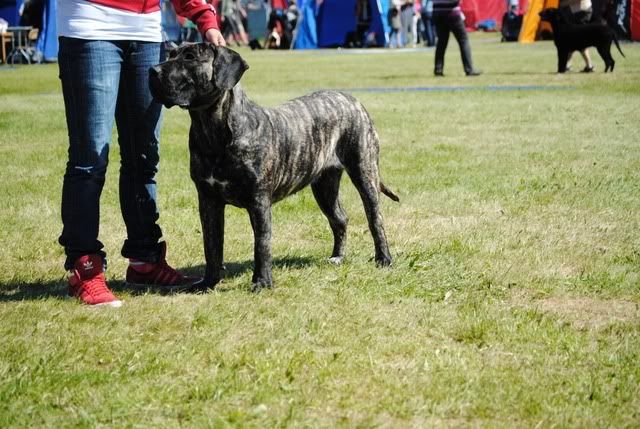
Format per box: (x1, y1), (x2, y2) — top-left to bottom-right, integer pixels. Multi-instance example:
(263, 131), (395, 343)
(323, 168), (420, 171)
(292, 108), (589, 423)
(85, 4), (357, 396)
(171, 0), (227, 45)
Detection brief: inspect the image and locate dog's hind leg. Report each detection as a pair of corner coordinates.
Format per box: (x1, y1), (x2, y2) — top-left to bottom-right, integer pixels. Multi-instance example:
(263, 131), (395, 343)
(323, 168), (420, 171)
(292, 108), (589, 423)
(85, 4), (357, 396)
(597, 44), (614, 72)
(311, 167), (349, 265)
(342, 152), (393, 267)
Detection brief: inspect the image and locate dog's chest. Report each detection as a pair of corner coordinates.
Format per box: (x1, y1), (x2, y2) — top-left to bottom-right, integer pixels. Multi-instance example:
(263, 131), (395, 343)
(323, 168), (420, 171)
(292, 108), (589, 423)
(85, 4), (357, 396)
(190, 150), (253, 206)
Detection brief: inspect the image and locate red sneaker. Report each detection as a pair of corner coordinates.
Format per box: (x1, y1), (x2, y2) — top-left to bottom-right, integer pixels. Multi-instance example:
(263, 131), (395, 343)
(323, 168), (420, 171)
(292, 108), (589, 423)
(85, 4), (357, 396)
(68, 255), (123, 307)
(126, 242), (200, 289)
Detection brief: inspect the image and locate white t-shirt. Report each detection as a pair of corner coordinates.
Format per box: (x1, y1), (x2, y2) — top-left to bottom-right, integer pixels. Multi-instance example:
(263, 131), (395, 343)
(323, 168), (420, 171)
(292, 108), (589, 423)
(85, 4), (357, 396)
(57, 0), (163, 42)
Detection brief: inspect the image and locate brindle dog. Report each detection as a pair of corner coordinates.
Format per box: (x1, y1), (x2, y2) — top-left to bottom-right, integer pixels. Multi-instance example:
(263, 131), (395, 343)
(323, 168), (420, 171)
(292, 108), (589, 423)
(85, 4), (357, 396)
(149, 44), (399, 291)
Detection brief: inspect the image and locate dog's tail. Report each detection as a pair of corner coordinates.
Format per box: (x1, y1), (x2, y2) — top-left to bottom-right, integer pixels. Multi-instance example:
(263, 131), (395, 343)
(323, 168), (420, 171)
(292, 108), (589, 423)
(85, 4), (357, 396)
(380, 182), (400, 202)
(613, 33), (626, 58)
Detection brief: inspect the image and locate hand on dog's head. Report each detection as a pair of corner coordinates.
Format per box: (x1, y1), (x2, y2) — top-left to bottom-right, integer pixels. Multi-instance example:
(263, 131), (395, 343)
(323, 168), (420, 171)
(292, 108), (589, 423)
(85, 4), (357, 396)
(149, 44), (249, 110)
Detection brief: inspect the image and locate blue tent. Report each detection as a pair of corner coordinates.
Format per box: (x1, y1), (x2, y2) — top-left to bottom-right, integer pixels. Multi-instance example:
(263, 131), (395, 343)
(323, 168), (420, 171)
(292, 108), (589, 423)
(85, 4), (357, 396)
(35, 0), (57, 62)
(294, 0), (390, 49)
(1, 0), (57, 62)
(0, 0), (24, 26)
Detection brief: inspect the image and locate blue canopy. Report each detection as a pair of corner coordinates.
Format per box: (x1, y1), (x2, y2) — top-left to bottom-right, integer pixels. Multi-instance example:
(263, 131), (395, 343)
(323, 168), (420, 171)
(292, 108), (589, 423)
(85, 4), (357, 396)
(35, 0), (57, 62)
(1, 0), (57, 62)
(294, 0), (389, 49)
(0, 0), (24, 25)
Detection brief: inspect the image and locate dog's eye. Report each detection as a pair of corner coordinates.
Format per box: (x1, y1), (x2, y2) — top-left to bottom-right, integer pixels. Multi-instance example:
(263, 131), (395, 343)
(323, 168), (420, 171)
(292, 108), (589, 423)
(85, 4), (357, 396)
(183, 52), (197, 61)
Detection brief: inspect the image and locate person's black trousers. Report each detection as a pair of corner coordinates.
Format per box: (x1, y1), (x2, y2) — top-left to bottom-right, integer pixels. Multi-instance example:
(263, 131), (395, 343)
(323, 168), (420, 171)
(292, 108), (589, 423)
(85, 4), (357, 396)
(433, 14), (474, 74)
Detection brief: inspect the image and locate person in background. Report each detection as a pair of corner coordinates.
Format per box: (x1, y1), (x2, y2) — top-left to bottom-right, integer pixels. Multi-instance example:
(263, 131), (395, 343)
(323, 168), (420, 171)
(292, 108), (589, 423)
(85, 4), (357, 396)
(400, 0), (415, 46)
(432, 0), (481, 76)
(388, 5), (402, 48)
(412, 0), (423, 47)
(355, 0), (372, 48)
(221, 0), (249, 46)
(266, 0), (293, 48)
(421, 0), (436, 46)
(56, 0), (225, 307)
(559, 0), (595, 72)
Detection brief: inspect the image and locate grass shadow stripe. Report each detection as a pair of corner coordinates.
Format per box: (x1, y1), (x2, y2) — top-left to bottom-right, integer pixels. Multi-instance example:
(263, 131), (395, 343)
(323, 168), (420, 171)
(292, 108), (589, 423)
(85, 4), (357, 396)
(338, 85), (575, 93)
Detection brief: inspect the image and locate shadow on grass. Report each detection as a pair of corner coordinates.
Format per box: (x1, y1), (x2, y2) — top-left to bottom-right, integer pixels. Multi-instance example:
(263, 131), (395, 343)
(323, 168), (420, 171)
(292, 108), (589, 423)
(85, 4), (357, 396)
(0, 255), (314, 302)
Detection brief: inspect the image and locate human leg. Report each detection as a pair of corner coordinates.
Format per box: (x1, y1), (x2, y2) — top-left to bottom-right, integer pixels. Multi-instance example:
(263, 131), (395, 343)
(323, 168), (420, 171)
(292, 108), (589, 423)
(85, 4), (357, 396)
(58, 37), (124, 306)
(449, 15), (479, 75)
(421, 12), (436, 46)
(116, 41), (200, 287)
(433, 15), (450, 74)
(580, 49), (594, 72)
(58, 37), (122, 269)
(115, 41), (165, 263)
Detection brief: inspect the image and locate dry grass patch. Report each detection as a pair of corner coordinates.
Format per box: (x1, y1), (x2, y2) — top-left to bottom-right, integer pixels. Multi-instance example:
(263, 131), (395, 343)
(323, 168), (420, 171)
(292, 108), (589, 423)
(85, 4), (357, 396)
(535, 296), (639, 330)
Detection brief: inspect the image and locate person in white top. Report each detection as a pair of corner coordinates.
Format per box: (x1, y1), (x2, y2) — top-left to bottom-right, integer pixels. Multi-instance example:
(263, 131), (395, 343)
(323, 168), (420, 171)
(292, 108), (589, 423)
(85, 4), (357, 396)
(57, 0), (225, 307)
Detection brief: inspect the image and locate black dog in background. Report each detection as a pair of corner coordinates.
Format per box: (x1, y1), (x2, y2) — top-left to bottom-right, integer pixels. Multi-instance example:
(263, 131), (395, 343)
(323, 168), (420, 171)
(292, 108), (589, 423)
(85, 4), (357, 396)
(539, 8), (625, 73)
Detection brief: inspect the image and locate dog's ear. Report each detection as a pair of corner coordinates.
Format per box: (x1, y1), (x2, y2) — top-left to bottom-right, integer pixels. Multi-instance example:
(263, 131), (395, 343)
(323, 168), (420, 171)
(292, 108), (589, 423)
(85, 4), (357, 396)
(211, 45), (249, 90)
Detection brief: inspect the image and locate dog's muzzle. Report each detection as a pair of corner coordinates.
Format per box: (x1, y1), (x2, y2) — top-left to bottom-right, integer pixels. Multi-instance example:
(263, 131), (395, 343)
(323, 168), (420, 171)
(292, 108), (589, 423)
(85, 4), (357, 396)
(148, 66), (166, 104)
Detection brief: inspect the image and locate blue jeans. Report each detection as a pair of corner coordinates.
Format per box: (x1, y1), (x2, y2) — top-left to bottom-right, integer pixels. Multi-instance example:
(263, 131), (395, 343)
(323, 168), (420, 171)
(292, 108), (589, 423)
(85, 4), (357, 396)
(58, 37), (165, 269)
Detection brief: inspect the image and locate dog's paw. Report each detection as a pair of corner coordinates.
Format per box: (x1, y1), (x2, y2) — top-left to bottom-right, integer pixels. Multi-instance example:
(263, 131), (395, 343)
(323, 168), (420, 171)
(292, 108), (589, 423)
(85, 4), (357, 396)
(375, 256), (393, 268)
(188, 278), (219, 294)
(251, 280), (273, 293)
(328, 256), (344, 265)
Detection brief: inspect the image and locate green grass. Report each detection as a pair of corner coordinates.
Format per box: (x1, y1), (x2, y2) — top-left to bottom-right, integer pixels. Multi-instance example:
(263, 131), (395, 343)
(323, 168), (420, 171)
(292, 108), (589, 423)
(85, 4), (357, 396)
(1, 34), (639, 427)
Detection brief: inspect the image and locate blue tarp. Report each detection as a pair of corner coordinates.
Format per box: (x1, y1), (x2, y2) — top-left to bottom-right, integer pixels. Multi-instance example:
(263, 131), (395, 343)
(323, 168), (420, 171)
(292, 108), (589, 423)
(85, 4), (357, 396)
(0, 0), (24, 26)
(294, 0), (388, 49)
(293, 0), (319, 49)
(36, 0), (57, 62)
(0, 0), (57, 62)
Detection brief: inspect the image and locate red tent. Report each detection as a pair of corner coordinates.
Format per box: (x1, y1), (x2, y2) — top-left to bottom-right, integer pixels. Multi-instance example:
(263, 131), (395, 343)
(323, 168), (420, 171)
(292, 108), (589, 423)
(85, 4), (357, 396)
(463, 0), (640, 39)
(632, 0), (640, 40)
(461, 0), (528, 30)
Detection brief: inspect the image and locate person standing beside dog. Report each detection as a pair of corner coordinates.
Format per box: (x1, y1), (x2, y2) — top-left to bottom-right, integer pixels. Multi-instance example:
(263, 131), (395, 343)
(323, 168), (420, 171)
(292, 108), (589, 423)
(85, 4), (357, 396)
(559, 0), (595, 72)
(432, 0), (481, 76)
(56, 0), (225, 307)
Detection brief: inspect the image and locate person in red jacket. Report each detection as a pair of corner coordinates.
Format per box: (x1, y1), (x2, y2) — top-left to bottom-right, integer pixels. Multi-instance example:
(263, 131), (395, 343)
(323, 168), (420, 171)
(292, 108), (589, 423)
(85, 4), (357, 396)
(56, 0), (225, 307)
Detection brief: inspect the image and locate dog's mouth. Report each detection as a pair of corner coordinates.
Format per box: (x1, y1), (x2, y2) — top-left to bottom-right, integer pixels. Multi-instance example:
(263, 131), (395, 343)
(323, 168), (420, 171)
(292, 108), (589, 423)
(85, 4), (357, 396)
(149, 67), (193, 109)
(150, 79), (191, 109)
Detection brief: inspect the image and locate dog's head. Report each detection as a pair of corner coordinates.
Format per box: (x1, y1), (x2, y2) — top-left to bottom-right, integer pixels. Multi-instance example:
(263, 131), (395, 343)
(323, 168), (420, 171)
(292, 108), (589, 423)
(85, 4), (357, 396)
(539, 8), (559, 23)
(149, 44), (249, 109)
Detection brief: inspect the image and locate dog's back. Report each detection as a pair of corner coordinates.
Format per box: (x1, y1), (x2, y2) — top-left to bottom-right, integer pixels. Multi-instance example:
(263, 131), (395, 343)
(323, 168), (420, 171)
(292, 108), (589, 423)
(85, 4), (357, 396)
(240, 90), (381, 201)
(555, 21), (621, 53)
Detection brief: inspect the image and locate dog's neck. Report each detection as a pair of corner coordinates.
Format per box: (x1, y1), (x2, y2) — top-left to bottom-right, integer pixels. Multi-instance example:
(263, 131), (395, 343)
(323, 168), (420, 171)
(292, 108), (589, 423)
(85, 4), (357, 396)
(189, 86), (244, 151)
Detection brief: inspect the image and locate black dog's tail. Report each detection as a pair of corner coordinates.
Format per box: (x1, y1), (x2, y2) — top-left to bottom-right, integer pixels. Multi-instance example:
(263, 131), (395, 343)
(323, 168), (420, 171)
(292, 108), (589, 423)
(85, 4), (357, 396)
(613, 33), (626, 58)
(380, 182), (400, 202)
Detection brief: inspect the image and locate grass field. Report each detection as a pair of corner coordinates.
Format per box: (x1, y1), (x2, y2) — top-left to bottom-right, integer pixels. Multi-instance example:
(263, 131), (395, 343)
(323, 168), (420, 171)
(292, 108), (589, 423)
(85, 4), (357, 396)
(1, 34), (639, 427)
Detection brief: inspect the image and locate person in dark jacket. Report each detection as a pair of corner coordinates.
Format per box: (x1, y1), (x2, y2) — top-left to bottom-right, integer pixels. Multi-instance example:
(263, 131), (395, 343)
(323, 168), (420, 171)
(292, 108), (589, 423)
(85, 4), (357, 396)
(432, 0), (481, 76)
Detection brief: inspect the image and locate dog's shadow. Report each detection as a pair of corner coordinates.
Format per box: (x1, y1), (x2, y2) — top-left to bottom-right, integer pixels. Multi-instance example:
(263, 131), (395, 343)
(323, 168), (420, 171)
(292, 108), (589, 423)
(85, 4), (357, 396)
(0, 256), (314, 302)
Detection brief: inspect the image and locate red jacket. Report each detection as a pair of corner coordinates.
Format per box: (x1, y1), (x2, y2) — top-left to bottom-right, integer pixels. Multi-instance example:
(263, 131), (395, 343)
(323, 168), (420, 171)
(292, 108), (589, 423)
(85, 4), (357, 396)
(88, 0), (219, 34)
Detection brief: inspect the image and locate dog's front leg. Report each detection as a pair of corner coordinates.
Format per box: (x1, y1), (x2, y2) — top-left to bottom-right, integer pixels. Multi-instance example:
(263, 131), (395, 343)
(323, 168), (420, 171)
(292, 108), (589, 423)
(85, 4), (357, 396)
(195, 189), (225, 290)
(557, 49), (570, 73)
(248, 197), (273, 291)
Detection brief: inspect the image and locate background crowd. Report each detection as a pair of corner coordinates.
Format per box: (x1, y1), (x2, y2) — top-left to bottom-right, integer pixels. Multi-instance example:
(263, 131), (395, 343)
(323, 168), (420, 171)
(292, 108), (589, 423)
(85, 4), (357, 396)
(176, 0), (299, 49)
